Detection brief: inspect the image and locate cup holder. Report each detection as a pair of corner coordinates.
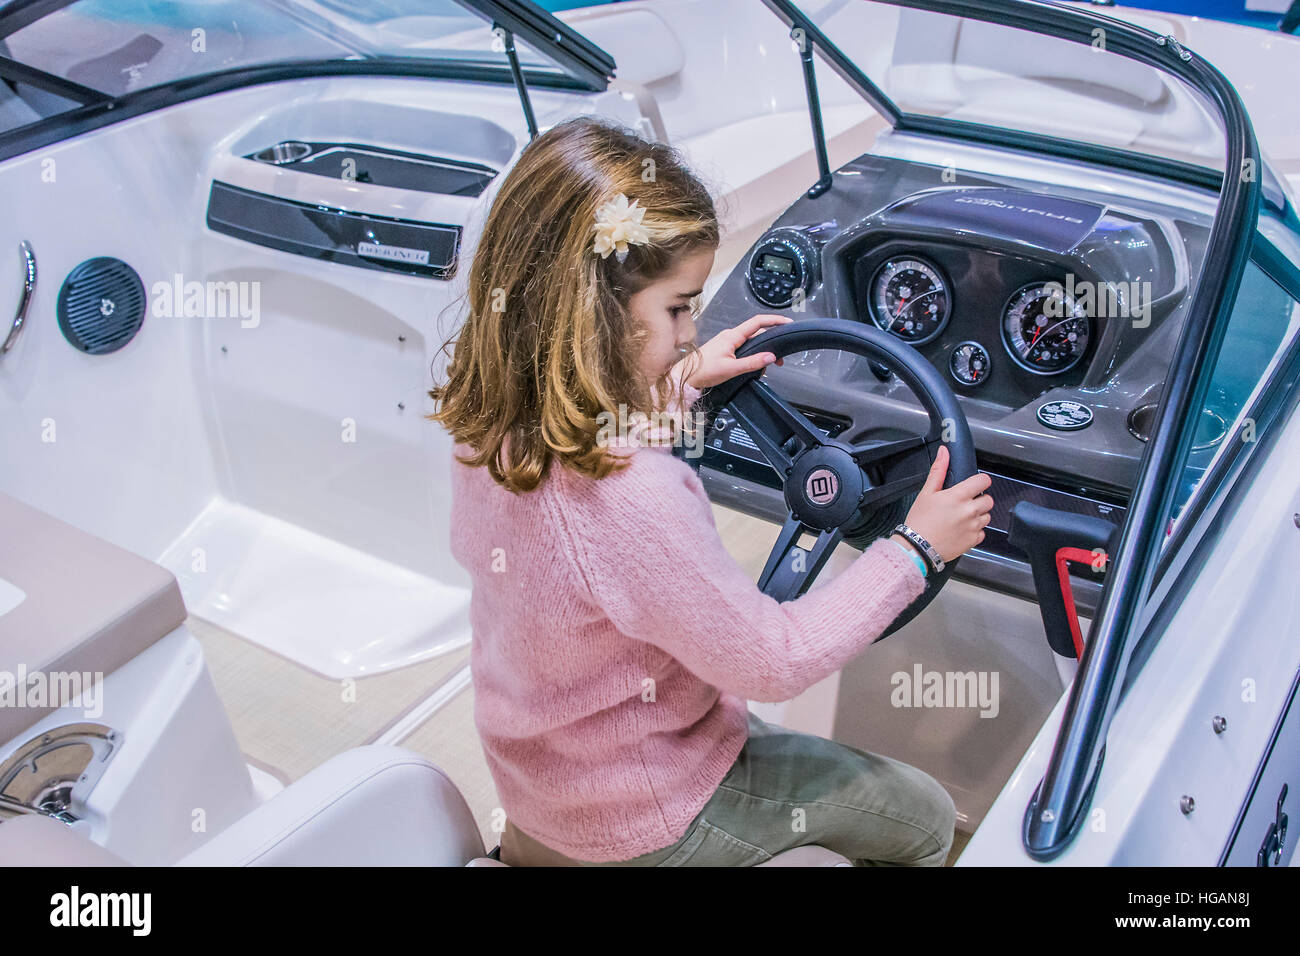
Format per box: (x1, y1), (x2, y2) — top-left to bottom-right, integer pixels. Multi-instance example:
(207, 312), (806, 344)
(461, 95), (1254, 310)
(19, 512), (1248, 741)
(253, 141), (313, 166)
(1127, 402), (1228, 451)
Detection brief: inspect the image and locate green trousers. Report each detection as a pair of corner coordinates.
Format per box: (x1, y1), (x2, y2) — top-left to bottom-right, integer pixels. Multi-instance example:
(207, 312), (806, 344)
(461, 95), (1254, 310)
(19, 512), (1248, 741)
(500, 711), (957, 866)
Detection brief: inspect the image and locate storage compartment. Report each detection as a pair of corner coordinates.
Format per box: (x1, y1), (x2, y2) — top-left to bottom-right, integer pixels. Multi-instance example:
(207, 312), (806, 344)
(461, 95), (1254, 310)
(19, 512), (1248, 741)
(227, 98), (518, 174)
(247, 140), (497, 197)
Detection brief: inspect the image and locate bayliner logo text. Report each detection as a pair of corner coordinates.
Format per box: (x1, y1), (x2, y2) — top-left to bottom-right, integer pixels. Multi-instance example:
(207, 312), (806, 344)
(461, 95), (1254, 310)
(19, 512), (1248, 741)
(357, 241), (430, 265)
(50, 886), (151, 936)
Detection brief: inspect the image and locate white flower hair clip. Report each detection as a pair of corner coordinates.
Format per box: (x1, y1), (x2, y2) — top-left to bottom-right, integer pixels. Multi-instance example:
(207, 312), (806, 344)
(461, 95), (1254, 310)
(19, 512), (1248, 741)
(592, 192), (650, 263)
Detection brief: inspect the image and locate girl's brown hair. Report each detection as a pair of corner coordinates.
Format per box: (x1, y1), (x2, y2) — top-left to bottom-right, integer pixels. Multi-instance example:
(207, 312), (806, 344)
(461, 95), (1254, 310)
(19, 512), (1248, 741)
(427, 117), (719, 493)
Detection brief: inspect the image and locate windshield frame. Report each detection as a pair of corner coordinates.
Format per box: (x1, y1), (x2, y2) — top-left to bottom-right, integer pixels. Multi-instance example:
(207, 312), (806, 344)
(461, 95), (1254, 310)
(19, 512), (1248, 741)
(0, 0), (615, 163)
(1125, 228), (1300, 693)
(763, 0), (1235, 191)
(767, 0), (1265, 861)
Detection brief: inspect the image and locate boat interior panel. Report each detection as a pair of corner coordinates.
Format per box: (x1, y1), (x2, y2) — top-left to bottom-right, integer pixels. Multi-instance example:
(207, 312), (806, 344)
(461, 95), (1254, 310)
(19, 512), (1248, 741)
(2, 0), (1298, 869)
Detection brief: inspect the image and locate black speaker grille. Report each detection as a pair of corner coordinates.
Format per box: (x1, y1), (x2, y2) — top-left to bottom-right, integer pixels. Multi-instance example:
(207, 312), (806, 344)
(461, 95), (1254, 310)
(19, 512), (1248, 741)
(57, 258), (146, 354)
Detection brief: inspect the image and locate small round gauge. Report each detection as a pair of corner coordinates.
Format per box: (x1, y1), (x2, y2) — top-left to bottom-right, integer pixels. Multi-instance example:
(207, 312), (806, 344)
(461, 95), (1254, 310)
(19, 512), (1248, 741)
(949, 341), (991, 386)
(869, 257), (952, 345)
(1001, 282), (1093, 376)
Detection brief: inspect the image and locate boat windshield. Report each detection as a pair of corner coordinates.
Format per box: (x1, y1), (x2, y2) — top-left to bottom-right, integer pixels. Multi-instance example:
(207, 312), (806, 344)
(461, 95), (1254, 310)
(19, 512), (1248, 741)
(783, 0), (1228, 173)
(0, 0), (612, 130)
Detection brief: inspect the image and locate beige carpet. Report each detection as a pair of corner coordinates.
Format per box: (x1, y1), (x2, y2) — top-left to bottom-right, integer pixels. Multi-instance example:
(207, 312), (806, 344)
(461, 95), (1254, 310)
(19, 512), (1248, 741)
(711, 503), (776, 579)
(188, 615), (469, 783)
(710, 503), (864, 582)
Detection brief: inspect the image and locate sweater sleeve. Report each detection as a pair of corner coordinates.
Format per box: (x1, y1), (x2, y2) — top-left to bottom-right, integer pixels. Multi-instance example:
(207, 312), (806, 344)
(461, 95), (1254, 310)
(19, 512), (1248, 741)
(548, 448), (927, 703)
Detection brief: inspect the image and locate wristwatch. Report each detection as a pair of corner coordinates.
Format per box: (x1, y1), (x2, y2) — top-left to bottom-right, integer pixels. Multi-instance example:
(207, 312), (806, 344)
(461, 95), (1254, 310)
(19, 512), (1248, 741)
(893, 524), (945, 574)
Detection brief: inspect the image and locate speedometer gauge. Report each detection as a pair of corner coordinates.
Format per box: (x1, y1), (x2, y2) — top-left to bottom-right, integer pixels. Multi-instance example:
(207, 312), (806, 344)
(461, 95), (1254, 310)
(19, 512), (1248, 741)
(1001, 282), (1092, 375)
(869, 257), (951, 345)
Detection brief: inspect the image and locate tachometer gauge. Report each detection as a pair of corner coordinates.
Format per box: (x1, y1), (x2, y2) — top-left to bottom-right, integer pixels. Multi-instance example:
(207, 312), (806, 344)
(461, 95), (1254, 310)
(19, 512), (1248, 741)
(949, 341), (991, 386)
(869, 257), (951, 345)
(1001, 282), (1092, 375)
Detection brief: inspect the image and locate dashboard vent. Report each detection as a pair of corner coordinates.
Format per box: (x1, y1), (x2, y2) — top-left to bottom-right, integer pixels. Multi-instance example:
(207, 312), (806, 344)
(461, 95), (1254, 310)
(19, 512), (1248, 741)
(56, 258), (146, 354)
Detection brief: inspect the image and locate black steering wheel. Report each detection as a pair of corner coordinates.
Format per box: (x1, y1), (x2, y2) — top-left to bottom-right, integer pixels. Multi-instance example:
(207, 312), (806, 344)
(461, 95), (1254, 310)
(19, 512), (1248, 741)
(692, 317), (977, 640)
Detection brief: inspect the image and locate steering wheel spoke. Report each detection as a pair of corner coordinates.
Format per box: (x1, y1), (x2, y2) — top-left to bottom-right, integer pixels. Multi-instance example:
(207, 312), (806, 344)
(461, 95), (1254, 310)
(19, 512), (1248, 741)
(859, 472), (929, 510)
(757, 512), (844, 603)
(849, 434), (934, 470)
(727, 380), (827, 474)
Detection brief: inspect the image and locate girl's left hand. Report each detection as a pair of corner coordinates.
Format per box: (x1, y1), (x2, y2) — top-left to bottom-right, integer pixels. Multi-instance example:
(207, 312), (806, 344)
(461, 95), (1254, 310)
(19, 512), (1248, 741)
(677, 314), (792, 389)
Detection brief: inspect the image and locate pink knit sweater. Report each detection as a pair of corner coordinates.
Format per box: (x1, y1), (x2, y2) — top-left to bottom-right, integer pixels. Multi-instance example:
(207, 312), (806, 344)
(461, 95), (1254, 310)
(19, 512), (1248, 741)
(447, 387), (926, 862)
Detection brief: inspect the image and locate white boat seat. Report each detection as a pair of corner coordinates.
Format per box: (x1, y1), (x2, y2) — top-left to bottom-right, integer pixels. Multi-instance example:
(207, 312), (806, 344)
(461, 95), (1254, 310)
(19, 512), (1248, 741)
(565, 8), (684, 87)
(0, 816), (852, 868)
(0, 493), (187, 744)
(176, 746), (484, 866)
(0, 741), (851, 866)
(887, 8), (1165, 108)
(0, 745), (485, 866)
(756, 845), (853, 866)
(464, 843), (854, 867)
(0, 813), (130, 866)
(478, 845), (853, 866)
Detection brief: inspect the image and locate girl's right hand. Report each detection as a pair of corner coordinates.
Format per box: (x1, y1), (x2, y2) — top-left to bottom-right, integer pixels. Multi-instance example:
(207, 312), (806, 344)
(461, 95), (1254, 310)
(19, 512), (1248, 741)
(681, 314), (792, 389)
(895, 445), (994, 563)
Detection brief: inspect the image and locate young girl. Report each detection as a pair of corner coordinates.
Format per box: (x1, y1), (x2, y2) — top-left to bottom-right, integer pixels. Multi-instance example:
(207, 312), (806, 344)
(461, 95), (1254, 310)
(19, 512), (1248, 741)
(429, 117), (993, 867)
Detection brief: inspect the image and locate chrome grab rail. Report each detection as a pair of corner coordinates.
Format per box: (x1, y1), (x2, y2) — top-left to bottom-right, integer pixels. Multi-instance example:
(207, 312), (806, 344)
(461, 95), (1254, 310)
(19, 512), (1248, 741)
(1, 239), (35, 356)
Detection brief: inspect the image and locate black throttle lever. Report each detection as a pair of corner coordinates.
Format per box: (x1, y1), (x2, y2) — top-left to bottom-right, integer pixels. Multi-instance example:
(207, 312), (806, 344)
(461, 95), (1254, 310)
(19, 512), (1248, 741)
(1007, 501), (1120, 659)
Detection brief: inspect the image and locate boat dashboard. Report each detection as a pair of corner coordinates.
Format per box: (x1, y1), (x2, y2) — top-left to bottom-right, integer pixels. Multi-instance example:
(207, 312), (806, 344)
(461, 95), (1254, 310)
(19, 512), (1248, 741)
(696, 153), (1215, 614)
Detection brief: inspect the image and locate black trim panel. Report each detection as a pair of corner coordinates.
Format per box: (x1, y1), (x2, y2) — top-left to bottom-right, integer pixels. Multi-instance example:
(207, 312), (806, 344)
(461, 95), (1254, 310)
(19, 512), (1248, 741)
(205, 180), (461, 280)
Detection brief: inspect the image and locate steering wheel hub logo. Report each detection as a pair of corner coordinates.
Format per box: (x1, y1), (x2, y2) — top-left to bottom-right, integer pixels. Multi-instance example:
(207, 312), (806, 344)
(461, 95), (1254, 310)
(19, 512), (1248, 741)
(805, 467), (840, 506)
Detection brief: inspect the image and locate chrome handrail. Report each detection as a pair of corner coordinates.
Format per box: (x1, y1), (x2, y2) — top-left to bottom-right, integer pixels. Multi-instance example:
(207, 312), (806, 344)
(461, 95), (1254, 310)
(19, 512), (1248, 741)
(0, 239), (35, 356)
